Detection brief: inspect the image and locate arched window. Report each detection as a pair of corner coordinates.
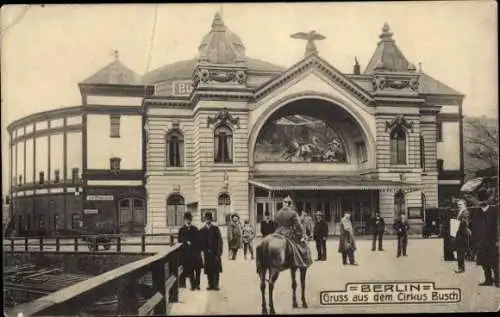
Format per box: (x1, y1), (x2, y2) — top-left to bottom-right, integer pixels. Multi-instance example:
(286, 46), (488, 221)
(420, 135), (425, 169)
(71, 213), (81, 228)
(166, 194), (185, 227)
(394, 191), (406, 217)
(54, 214), (61, 230)
(218, 193), (231, 225)
(390, 127), (406, 165)
(166, 130), (184, 167)
(214, 125), (233, 163)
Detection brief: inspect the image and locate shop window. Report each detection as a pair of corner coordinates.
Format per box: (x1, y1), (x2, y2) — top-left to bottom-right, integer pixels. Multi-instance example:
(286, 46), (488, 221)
(390, 127), (406, 165)
(394, 191), (406, 217)
(71, 213), (81, 228)
(166, 130), (184, 167)
(166, 194), (185, 226)
(119, 199), (131, 224)
(134, 199), (146, 224)
(218, 193), (231, 225)
(214, 125), (233, 163)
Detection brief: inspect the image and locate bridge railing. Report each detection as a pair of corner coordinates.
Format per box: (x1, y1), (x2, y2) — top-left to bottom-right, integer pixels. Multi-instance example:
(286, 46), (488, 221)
(6, 243), (185, 317)
(3, 233), (179, 253)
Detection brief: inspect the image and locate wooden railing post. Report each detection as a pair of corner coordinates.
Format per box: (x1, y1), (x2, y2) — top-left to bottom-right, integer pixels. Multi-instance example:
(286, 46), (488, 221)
(74, 237), (78, 252)
(39, 237), (44, 252)
(117, 237), (121, 253)
(10, 239), (14, 251)
(152, 262), (166, 315)
(168, 250), (179, 303)
(169, 235), (174, 247)
(141, 235), (146, 253)
(25, 237), (28, 251)
(56, 237), (60, 252)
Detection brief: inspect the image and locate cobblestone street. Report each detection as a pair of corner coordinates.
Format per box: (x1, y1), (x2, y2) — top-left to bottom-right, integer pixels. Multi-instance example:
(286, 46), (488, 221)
(172, 238), (499, 314)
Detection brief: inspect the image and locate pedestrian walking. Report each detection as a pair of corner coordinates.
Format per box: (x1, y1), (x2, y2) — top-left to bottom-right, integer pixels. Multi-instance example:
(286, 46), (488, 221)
(454, 199), (471, 273)
(241, 219), (255, 260)
(394, 213), (410, 257)
(260, 211), (276, 237)
(177, 212), (202, 290)
(472, 189), (499, 287)
(301, 211), (314, 241)
(338, 211), (357, 265)
(199, 211), (223, 291)
(313, 210), (328, 261)
(228, 213), (242, 260)
(370, 212), (385, 251)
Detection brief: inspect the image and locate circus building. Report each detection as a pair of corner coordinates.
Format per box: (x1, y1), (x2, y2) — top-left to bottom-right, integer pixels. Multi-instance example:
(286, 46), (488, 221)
(6, 13), (464, 236)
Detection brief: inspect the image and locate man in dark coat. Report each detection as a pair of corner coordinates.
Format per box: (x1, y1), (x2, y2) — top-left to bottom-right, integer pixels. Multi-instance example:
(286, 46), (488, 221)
(260, 211), (276, 237)
(199, 211), (224, 290)
(393, 213), (410, 257)
(178, 212), (202, 290)
(228, 213), (242, 260)
(454, 199), (471, 273)
(313, 210), (329, 261)
(371, 212), (386, 251)
(473, 190), (499, 286)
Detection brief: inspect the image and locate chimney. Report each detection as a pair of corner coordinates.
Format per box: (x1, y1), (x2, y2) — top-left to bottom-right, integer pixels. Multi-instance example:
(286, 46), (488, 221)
(353, 57), (361, 75)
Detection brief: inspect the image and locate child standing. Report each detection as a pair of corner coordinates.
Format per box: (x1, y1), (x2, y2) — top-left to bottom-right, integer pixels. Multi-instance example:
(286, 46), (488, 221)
(242, 220), (255, 260)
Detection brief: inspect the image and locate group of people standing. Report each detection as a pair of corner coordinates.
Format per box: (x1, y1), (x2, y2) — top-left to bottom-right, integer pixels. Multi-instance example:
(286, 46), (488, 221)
(227, 213), (257, 260)
(451, 190), (498, 287)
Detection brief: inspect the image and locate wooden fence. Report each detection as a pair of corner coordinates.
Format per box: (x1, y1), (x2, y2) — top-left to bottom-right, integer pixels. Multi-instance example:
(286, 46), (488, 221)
(6, 243), (186, 316)
(3, 233), (178, 253)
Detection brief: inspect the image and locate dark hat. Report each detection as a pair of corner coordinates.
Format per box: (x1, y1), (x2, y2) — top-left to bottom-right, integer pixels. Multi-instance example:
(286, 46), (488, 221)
(204, 211), (213, 221)
(184, 212), (192, 221)
(477, 189), (490, 203)
(231, 213), (240, 219)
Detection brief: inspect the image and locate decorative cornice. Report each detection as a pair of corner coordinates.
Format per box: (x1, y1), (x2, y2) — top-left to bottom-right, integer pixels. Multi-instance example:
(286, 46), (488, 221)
(372, 72), (420, 95)
(385, 115), (415, 133)
(207, 107), (240, 128)
(252, 55), (374, 105)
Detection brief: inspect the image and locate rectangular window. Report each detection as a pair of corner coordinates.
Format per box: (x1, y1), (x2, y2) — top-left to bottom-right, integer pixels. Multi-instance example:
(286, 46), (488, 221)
(110, 158), (121, 174)
(436, 122), (443, 142)
(110, 115), (121, 138)
(72, 168), (79, 183)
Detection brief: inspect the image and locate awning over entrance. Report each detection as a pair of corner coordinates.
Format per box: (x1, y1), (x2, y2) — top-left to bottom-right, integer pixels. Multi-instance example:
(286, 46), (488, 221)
(249, 175), (422, 191)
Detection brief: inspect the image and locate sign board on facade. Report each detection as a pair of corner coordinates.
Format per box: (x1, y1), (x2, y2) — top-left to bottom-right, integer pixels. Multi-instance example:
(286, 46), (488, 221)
(84, 209), (99, 215)
(172, 80), (193, 96)
(86, 195), (114, 201)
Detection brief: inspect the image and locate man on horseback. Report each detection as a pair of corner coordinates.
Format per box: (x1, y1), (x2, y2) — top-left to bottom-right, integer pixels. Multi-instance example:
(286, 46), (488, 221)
(274, 196), (313, 268)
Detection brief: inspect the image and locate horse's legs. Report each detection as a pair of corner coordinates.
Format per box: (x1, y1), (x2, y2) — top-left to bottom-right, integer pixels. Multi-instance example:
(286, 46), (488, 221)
(268, 268), (280, 315)
(260, 269), (268, 315)
(300, 268), (308, 308)
(291, 268), (298, 308)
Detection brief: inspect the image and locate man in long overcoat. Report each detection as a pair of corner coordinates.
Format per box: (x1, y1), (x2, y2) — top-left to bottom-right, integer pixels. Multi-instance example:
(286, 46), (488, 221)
(313, 211), (329, 261)
(454, 199), (471, 273)
(473, 190), (499, 286)
(393, 213), (410, 257)
(199, 211), (224, 290)
(228, 213), (242, 260)
(370, 212), (385, 251)
(338, 211), (357, 265)
(178, 212), (202, 290)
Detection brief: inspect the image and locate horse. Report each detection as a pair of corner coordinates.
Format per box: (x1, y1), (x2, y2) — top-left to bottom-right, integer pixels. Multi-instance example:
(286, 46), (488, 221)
(256, 234), (308, 315)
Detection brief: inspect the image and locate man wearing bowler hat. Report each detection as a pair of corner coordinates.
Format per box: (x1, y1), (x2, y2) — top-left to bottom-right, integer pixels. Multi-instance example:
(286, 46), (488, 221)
(199, 211), (224, 290)
(178, 211), (202, 290)
(313, 210), (329, 261)
(472, 189), (499, 287)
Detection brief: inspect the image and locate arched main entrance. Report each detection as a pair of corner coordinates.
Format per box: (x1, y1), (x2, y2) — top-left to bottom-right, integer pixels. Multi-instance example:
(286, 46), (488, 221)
(249, 96), (378, 235)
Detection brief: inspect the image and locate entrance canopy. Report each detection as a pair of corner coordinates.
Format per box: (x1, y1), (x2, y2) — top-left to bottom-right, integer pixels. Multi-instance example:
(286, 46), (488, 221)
(249, 175), (422, 191)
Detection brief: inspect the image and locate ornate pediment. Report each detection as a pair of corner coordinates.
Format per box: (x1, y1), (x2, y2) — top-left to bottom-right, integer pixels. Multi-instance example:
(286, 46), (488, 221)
(207, 108), (240, 128)
(385, 115), (414, 133)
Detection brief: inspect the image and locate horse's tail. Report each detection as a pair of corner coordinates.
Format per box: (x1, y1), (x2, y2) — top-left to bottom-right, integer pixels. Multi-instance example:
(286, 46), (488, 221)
(256, 241), (266, 275)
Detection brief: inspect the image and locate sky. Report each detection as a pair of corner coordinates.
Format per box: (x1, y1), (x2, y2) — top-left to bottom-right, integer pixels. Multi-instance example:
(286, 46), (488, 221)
(0, 2), (498, 196)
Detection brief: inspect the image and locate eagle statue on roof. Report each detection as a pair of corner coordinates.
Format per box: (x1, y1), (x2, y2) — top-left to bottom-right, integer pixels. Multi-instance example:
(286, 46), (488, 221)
(291, 30), (326, 56)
